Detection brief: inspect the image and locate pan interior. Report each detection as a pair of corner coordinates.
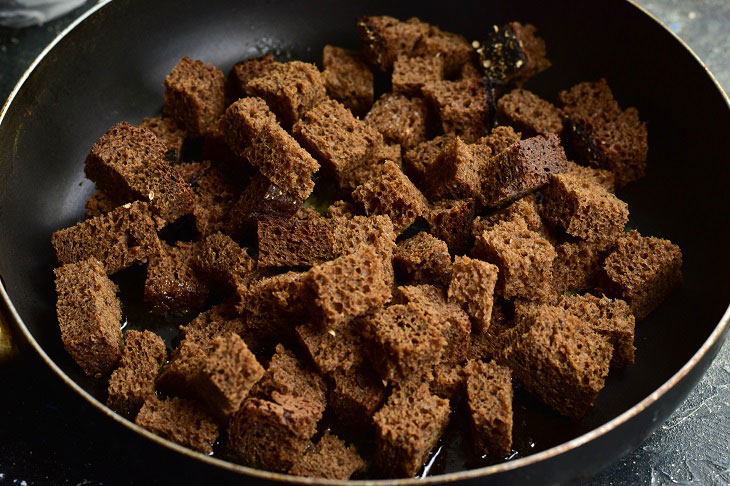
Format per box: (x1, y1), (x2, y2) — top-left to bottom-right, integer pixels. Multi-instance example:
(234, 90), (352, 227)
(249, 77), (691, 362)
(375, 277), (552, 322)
(0, 0), (728, 478)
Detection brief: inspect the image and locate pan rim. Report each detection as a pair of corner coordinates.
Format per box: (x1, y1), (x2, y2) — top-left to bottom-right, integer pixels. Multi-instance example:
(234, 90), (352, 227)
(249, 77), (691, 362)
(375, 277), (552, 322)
(1, 0), (729, 483)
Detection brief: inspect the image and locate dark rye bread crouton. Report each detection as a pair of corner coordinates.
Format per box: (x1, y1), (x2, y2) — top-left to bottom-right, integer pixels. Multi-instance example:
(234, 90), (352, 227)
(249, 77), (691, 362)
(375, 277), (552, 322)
(52, 201), (162, 274)
(352, 160), (428, 233)
(54, 258), (123, 377)
(362, 302), (447, 384)
(226, 54), (278, 104)
(472, 194), (552, 243)
(556, 294), (636, 368)
(289, 431), (366, 480)
(302, 244), (391, 329)
(422, 77), (494, 142)
(84, 190), (121, 219)
(448, 256), (499, 332)
(144, 241), (209, 314)
(179, 161), (239, 238)
(357, 16), (430, 71)
(481, 134), (569, 208)
(239, 271), (307, 324)
(502, 305), (613, 419)
(245, 61), (327, 128)
(107, 330), (166, 416)
(559, 79), (647, 187)
(163, 57), (225, 137)
(322, 45), (374, 116)
(373, 382), (450, 478)
(156, 306), (245, 394)
(327, 200), (360, 218)
(541, 173), (629, 246)
(252, 344), (328, 415)
(475, 22), (550, 86)
(221, 97), (319, 201)
(227, 395), (319, 472)
(225, 173), (303, 239)
(393, 232), (452, 287)
(257, 213), (336, 269)
(552, 240), (607, 295)
(393, 284), (471, 367)
(194, 333), (266, 419)
(392, 55), (445, 96)
(365, 93), (429, 149)
(193, 232), (255, 291)
(331, 214), (397, 259)
(413, 23), (473, 76)
(426, 199), (476, 256)
(292, 99), (385, 191)
(136, 396), (219, 454)
(85, 122), (195, 223)
(139, 115), (187, 159)
(480, 125), (523, 155)
(600, 230), (682, 321)
(496, 89), (563, 137)
(330, 364), (388, 430)
(403, 134), (455, 186)
(565, 160), (616, 193)
(467, 303), (518, 362)
(295, 318), (363, 375)
(473, 220), (557, 302)
(464, 359), (513, 457)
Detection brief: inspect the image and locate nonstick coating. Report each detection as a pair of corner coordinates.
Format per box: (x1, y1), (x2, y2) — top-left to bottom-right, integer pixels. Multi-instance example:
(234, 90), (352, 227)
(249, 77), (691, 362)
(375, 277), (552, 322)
(0, 0), (729, 484)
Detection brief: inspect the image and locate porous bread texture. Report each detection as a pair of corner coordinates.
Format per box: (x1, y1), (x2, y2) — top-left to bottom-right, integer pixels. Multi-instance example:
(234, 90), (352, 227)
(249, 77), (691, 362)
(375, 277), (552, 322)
(329, 364), (388, 430)
(302, 244), (392, 329)
(54, 258), (123, 377)
(502, 305), (613, 419)
(293, 99), (385, 191)
(322, 45), (374, 116)
(221, 97), (319, 201)
(226, 53), (278, 104)
(107, 330), (166, 416)
(227, 395), (321, 472)
(362, 302), (447, 385)
(496, 88), (563, 137)
(288, 431), (366, 480)
(541, 173), (629, 246)
(464, 359), (513, 457)
(84, 122), (195, 223)
(425, 199), (476, 256)
(352, 160), (428, 233)
(257, 212), (336, 268)
(163, 56), (225, 137)
(556, 294), (636, 368)
(144, 241), (209, 314)
(473, 220), (557, 302)
(193, 231), (255, 291)
(448, 256), (499, 332)
(373, 382), (450, 477)
(392, 55), (445, 96)
(245, 61), (327, 129)
(422, 77), (493, 143)
(135, 396), (219, 454)
(52, 201), (162, 274)
(139, 115), (186, 158)
(365, 93), (429, 149)
(600, 230), (682, 320)
(559, 79), (647, 187)
(393, 232), (453, 286)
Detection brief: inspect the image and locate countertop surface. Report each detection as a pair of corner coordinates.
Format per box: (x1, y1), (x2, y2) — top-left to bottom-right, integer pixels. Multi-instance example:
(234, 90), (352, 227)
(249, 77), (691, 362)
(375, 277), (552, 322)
(0, 0), (728, 484)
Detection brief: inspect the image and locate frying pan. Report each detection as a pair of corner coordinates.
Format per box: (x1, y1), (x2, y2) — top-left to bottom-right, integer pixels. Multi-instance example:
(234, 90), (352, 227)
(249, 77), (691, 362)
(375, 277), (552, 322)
(0, 0), (728, 484)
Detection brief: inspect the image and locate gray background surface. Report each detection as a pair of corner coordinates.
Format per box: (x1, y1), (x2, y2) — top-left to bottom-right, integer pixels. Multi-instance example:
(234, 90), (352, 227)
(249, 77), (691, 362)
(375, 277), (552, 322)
(0, 0), (728, 484)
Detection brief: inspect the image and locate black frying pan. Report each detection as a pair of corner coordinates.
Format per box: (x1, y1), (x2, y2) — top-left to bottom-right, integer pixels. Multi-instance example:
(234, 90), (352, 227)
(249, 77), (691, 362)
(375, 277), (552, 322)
(1, 0), (729, 484)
